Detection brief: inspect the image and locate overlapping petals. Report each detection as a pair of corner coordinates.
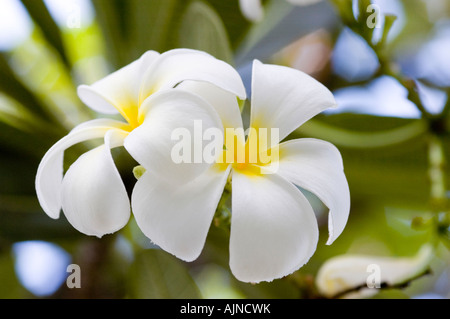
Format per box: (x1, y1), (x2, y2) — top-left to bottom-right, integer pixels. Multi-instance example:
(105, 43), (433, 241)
(35, 118), (129, 220)
(132, 165), (232, 262)
(36, 49), (246, 238)
(78, 49), (246, 128)
(36, 47), (349, 283)
(132, 59), (350, 283)
(60, 130), (131, 237)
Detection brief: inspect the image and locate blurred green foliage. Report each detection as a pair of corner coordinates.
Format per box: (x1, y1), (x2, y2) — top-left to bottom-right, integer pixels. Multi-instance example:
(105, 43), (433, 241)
(0, 0), (449, 299)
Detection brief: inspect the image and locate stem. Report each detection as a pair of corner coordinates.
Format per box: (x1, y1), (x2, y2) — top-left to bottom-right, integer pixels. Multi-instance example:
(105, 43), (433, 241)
(428, 135), (447, 209)
(427, 135), (450, 247)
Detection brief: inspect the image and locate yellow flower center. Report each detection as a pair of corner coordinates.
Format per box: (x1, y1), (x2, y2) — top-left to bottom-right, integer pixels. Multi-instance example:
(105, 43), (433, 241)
(216, 127), (278, 176)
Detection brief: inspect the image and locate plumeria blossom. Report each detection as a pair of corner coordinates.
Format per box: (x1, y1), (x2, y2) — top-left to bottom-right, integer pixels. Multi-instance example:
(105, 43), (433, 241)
(132, 60), (350, 283)
(35, 49), (246, 237)
(316, 245), (433, 298)
(239, 0), (322, 22)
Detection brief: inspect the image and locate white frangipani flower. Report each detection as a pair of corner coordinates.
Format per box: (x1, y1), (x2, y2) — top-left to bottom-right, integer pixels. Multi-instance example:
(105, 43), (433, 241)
(131, 60), (350, 283)
(35, 49), (246, 238)
(316, 245), (433, 298)
(239, 0), (322, 22)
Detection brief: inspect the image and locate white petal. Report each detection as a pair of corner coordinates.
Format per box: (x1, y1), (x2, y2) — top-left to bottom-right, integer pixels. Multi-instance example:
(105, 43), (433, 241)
(287, 0), (322, 6)
(316, 245), (433, 298)
(139, 49), (247, 102)
(35, 119), (129, 219)
(271, 138), (350, 245)
(77, 51), (160, 116)
(176, 81), (244, 130)
(132, 165), (231, 261)
(124, 89), (224, 184)
(229, 171), (319, 283)
(69, 118), (130, 133)
(61, 130), (131, 237)
(250, 60), (337, 142)
(239, 0), (264, 22)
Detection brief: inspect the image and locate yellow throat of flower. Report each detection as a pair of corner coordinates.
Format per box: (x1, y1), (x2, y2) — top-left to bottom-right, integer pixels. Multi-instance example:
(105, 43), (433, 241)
(218, 127), (279, 176)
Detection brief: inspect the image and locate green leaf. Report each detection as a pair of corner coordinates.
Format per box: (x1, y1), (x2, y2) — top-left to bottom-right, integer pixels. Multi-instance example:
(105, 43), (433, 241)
(128, 249), (201, 299)
(386, 0), (433, 53)
(127, 0), (179, 59)
(296, 117), (428, 149)
(204, 0), (251, 50)
(377, 14), (398, 49)
(0, 196), (81, 242)
(178, 1), (233, 64)
(0, 54), (57, 124)
(20, 0), (70, 68)
(329, 0), (355, 26)
(291, 114), (434, 207)
(91, 0), (130, 68)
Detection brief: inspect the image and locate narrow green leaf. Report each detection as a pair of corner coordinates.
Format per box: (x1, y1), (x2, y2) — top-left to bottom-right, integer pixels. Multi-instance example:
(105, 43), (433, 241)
(204, 0), (251, 50)
(296, 117), (428, 149)
(129, 249), (201, 299)
(127, 0), (179, 59)
(91, 0), (129, 68)
(20, 0), (70, 68)
(329, 0), (355, 26)
(292, 114), (437, 207)
(178, 1), (233, 64)
(0, 54), (56, 124)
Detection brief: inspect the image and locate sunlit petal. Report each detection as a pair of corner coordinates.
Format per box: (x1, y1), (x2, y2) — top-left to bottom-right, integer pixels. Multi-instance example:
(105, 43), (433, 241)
(132, 165), (231, 261)
(77, 51), (160, 123)
(250, 60), (337, 143)
(139, 49), (247, 102)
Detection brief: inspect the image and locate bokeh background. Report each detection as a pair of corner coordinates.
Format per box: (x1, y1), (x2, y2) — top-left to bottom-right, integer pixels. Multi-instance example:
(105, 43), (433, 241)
(0, 0), (449, 299)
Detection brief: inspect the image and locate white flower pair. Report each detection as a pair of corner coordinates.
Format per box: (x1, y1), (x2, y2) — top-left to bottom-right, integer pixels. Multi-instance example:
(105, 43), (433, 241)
(36, 48), (350, 283)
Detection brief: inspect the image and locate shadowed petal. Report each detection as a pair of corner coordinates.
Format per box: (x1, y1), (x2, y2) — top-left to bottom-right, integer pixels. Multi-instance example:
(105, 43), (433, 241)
(132, 165), (231, 261)
(35, 119), (128, 219)
(60, 130), (131, 237)
(229, 171), (319, 283)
